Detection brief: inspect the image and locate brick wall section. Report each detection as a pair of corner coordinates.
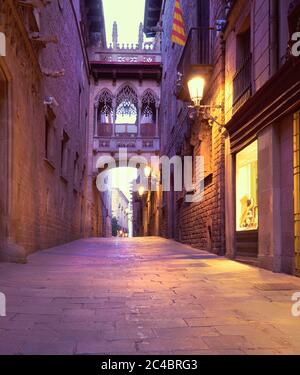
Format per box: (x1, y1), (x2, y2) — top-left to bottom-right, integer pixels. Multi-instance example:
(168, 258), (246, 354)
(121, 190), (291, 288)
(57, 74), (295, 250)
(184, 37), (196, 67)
(0, 0), (103, 260)
(159, 0), (226, 255)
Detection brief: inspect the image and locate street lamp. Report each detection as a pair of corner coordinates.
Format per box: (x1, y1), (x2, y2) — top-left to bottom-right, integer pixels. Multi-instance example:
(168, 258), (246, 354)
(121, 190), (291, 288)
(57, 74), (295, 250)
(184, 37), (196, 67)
(187, 76), (205, 108)
(138, 186), (145, 196)
(144, 165), (151, 178)
(187, 75), (225, 133)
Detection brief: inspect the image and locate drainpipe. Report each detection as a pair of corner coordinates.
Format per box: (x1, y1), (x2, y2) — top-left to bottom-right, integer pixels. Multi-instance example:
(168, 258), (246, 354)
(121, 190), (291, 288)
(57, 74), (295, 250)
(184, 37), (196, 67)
(294, 112), (300, 277)
(269, 0), (279, 76)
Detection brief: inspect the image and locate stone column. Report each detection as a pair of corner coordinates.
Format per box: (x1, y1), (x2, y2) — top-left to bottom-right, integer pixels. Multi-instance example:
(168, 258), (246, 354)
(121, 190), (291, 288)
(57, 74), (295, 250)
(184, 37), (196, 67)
(224, 136), (236, 259)
(94, 103), (98, 137)
(138, 102), (141, 137)
(155, 103), (160, 138)
(112, 98), (116, 137)
(258, 124), (282, 272)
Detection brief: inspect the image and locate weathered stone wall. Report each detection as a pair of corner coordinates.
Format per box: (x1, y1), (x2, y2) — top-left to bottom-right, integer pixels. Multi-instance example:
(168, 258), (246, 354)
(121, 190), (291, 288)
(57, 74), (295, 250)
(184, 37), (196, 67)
(0, 0), (104, 261)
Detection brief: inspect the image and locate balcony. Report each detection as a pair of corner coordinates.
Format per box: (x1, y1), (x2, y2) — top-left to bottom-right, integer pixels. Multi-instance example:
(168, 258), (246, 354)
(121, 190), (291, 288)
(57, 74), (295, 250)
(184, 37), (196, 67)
(176, 27), (214, 101)
(232, 55), (252, 114)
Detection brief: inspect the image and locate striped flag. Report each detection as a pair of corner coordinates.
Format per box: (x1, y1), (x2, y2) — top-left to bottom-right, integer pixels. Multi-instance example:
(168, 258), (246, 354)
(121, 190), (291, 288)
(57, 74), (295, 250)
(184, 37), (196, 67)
(171, 0), (187, 46)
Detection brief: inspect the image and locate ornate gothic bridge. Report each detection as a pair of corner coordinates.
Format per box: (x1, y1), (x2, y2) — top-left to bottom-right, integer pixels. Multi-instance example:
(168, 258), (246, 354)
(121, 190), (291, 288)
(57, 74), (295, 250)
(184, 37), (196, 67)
(90, 22), (162, 169)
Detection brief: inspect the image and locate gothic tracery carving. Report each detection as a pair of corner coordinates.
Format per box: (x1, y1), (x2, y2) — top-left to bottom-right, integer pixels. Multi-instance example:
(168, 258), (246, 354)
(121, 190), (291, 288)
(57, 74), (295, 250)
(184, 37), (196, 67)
(141, 90), (156, 121)
(98, 89), (113, 117)
(116, 85), (138, 124)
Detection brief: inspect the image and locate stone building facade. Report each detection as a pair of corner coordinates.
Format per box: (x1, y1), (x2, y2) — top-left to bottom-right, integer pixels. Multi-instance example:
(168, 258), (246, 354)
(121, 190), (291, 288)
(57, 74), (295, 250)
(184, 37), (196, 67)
(156, 0), (226, 255)
(0, 0), (109, 262)
(155, 0), (299, 275)
(111, 188), (129, 235)
(223, 0), (300, 275)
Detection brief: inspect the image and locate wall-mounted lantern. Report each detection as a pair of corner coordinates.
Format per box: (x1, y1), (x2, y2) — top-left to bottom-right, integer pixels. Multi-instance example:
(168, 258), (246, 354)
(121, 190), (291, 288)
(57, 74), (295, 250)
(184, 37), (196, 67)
(144, 166), (151, 178)
(187, 74), (226, 134)
(138, 186), (145, 196)
(187, 76), (205, 108)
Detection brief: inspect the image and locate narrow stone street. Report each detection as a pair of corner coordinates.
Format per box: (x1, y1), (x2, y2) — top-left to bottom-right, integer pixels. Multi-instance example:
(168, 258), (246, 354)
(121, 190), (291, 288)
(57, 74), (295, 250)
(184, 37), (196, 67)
(0, 237), (299, 355)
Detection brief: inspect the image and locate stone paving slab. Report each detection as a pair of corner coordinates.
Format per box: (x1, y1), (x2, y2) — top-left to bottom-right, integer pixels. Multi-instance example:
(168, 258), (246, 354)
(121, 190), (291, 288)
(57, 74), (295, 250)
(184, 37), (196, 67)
(0, 237), (299, 355)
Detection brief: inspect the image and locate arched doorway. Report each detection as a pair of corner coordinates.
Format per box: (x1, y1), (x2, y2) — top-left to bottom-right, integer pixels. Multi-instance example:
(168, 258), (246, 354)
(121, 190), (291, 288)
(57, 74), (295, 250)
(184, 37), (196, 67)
(0, 66), (8, 258)
(107, 166), (138, 238)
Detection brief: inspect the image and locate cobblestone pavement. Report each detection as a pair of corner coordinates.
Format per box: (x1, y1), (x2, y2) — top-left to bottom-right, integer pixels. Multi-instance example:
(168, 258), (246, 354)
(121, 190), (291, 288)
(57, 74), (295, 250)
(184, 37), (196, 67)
(0, 237), (300, 355)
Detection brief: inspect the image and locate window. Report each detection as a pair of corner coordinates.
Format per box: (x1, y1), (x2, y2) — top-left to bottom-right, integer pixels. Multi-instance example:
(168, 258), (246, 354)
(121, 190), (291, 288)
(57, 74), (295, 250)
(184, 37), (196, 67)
(98, 89), (113, 124)
(236, 140), (258, 232)
(141, 90), (156, 124)
(78, 85), (82, 128)
(233, 21), (252, 112)
(45, 118), (51, 160)
(60, 131), (70, 179)
(45, 116), (56, 165)
(197, 0), (210, 27)
(73, 152), (80, 189)
(115, 86), (138, 132)
(236, 27), (251, 70)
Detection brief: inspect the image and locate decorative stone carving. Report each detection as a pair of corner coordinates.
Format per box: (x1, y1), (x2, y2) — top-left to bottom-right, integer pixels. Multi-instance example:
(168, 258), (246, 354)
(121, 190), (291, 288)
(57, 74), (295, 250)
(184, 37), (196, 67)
(138, 22), (144, 50)
(141, 89), (156, 118)
(116, 85), (138, 118)
(112, 21), (118, 50)
(98, 89), (114, 117)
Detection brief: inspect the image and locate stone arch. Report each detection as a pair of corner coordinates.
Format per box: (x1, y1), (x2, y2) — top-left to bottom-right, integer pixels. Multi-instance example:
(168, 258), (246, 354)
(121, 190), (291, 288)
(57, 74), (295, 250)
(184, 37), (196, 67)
(141, 88), (158, 104)
(94, 87), (114, 106)
(116, 81), (139, 99)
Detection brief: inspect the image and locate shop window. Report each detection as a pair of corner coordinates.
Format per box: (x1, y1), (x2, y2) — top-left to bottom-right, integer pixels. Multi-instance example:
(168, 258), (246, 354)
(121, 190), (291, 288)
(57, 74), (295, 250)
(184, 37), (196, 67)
(236, 140), (258, 231)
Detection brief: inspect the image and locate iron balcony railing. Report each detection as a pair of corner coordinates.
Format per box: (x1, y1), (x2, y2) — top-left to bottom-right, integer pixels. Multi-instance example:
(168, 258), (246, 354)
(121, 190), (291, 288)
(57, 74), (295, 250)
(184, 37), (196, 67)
(232, 54), (252, 114)
(177, 27), (214, 77)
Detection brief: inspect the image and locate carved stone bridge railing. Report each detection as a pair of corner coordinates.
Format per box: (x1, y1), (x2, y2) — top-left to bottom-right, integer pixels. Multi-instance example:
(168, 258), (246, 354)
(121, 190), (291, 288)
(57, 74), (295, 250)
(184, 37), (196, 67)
(96, 123), (156, 138)
(93, 137), (160, 154)
(90, 49), (162, 65)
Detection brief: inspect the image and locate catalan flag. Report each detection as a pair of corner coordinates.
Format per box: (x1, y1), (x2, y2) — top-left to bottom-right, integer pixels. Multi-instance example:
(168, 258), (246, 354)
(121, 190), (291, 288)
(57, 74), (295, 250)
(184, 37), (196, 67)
(171, 0), (187, 46)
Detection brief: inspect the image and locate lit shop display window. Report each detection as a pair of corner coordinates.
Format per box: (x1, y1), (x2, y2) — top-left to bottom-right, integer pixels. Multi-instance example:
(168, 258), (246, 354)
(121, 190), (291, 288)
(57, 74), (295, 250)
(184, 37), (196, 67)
(236, 141), (258, 231)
